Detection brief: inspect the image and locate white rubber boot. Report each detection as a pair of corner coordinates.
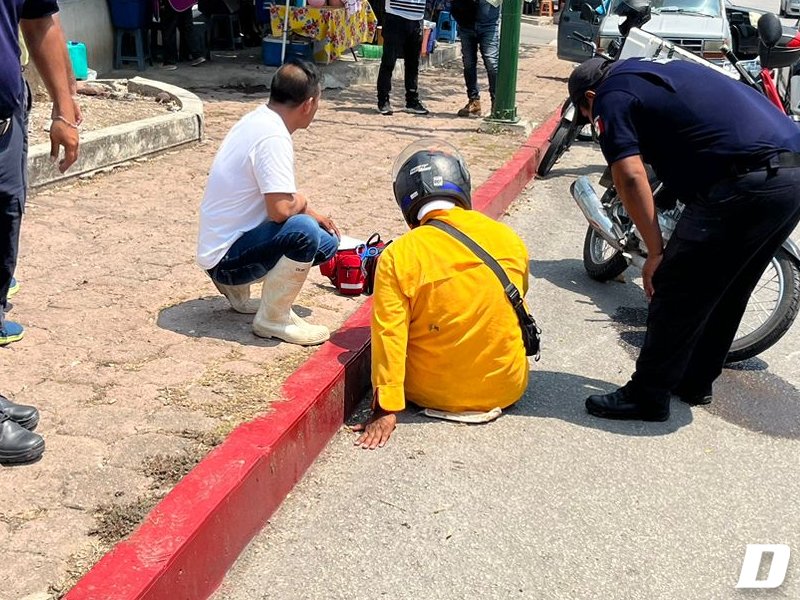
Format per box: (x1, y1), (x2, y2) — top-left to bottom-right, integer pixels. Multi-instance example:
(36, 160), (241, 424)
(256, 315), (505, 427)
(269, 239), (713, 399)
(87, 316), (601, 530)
(213, 280), (259, 314)
(252, 256), (330, 346)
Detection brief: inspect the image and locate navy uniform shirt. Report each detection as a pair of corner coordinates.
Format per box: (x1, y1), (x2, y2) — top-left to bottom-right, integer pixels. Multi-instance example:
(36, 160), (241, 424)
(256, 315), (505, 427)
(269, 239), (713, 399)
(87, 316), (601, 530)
(0, 0), (59, 118)
(593, 58), (800, 199)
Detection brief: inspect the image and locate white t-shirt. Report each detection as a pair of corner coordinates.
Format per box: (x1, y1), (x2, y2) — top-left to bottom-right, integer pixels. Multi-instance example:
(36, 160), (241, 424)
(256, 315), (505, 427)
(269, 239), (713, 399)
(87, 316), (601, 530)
(197, 105), (297, 270)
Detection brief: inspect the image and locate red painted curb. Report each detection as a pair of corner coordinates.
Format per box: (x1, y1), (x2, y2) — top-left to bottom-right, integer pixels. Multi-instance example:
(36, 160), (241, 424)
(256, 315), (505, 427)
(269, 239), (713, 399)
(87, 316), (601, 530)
(63, 108), (562, 600)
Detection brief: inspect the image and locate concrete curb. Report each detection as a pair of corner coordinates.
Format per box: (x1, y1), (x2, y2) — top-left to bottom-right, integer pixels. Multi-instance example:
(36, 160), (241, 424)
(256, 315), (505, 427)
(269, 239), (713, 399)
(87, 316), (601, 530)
(28, 77), (204, 188)
(62, 107), (561, 600)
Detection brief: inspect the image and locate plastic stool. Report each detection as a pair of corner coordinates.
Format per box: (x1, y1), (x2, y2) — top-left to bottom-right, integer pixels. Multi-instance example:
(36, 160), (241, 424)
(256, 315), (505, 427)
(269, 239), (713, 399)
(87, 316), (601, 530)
(539, 1), (553, 17)
(209, 13), (242, 51)
(115, 27), (151, 71)
(435, 11), (458, 43)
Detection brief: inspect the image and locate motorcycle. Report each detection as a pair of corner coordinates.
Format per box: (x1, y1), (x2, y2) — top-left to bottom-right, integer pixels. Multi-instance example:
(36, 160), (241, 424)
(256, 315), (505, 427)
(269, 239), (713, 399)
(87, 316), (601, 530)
(569, 11), (800, 363)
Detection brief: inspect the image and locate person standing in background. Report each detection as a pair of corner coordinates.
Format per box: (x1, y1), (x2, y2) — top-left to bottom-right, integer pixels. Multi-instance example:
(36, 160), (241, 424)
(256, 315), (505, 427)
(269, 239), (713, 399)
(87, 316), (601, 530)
(376, 0), (429, 116)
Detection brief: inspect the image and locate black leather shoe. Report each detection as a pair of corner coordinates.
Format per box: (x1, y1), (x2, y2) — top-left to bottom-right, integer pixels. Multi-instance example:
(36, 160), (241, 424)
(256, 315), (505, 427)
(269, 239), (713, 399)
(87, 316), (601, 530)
(673, 390), (713, 406)
(0, 412), (45, 465)
(0, 394), (39, 430)
(586, 385), (670, 422)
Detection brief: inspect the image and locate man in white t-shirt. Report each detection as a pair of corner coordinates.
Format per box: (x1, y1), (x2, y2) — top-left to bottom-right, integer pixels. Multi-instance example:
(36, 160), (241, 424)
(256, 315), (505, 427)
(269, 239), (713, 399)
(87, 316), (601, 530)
(197, 60), (340, 346)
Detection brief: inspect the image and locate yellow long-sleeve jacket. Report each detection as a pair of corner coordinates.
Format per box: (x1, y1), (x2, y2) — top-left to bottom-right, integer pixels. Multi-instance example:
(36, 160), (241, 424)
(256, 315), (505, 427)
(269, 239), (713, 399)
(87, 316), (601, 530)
(371, 207), (530, 413)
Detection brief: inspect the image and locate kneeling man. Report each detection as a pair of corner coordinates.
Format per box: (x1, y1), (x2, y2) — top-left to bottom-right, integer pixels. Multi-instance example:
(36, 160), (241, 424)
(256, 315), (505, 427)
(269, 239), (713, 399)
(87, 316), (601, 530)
(197, 60), (339, 346)
(355, 140), (531, 449)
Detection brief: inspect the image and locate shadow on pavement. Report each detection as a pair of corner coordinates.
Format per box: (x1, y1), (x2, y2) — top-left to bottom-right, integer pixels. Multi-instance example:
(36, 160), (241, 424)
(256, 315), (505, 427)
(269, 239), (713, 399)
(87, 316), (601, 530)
(529, 258), (800, 440)
(156, 296), (281, 346)
(509, 369), (693, 436)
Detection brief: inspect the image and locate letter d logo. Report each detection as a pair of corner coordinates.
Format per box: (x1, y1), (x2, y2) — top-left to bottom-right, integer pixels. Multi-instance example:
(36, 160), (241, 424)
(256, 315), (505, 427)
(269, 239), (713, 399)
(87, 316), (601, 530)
(736, 544), (791, 588)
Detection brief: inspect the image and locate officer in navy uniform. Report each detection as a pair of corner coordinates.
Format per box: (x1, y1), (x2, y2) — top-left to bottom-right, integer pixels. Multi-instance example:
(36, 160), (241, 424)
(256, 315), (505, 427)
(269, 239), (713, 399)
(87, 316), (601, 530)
(0, 0), (80, 463)
(568, 56), (800, 422)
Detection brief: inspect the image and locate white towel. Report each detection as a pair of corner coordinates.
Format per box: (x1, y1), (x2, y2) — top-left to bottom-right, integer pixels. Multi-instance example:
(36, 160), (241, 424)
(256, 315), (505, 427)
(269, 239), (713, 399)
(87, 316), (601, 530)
(422, 407), (503, 424)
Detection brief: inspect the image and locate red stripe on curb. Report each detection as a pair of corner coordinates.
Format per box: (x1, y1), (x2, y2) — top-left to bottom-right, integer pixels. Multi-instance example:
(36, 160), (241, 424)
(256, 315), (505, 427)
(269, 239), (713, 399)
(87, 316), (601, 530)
(63, 108), (562, 600)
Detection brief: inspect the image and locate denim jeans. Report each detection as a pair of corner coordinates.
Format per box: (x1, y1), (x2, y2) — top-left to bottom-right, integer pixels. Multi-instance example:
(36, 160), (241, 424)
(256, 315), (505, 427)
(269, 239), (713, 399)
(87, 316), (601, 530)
(377, 12), (423, 105)
(459, 21), (499, 101)
(208, 214), (338, 286)
(0, 80), (29, 328)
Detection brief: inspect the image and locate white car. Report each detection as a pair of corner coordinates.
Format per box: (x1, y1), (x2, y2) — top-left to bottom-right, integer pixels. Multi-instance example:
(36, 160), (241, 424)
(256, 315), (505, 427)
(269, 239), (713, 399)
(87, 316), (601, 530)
(780, 0), (800, 18)
(596, 0), (730, 61)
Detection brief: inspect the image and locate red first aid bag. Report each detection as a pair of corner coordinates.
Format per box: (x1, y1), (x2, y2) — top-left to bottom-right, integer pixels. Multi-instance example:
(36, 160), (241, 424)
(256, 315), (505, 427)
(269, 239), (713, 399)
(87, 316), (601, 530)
(319, 234), (390, 296)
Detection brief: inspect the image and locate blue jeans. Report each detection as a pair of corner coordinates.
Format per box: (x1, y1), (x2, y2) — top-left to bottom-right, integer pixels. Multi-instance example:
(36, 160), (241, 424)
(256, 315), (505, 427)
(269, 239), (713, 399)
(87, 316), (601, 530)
(208, 214), (338, 286)
(459, 22), (499, 101)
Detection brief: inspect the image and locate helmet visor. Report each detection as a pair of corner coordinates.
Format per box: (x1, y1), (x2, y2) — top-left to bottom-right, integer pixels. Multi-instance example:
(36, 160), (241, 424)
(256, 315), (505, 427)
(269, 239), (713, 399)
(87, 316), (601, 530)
(391, 138), (469, 183)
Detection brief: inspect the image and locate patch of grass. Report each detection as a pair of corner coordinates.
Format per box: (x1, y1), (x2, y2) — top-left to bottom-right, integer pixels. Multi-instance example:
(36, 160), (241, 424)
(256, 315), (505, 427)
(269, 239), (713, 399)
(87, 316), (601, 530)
(89, 496), (156, 547)
(141, 444), (208, 489)
(0, 507), (48, 532)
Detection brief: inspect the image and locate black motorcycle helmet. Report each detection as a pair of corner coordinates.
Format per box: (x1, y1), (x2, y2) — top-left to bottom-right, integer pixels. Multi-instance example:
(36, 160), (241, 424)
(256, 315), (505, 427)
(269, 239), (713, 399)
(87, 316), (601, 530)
(392, 139), (472, 226)
(613, 0), (651, 36)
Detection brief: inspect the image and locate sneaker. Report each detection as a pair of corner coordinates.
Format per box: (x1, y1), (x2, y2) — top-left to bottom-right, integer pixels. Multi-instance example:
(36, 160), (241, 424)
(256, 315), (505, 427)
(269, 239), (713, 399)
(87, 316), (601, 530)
(160, 63), (178, 71)
(0, 411), (45, 465)
(0, 321), (24, 345)
(457, 99), (482, 118)
(404, 100), (429, 115)
(190, 56), (206, 67)
(0, 394), (39, 431)
(377, 100), (393, 115)
(8, 277), (19, 298)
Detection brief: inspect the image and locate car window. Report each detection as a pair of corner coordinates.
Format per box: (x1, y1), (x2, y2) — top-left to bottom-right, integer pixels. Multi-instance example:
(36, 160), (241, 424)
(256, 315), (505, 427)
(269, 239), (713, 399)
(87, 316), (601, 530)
(609, 0), (721, 17)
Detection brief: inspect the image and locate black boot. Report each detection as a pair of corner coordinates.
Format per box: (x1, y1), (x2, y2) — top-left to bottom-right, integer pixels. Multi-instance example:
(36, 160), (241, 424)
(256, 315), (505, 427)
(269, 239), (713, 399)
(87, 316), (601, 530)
(585, 384), (670, 422)
(0, 393), (39, 430)
(0, 411), (45, 465)
(672, 385), (713, 406)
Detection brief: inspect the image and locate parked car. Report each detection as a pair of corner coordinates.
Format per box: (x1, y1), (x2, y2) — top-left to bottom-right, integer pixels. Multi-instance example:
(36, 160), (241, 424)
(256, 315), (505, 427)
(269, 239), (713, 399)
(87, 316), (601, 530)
(781, 0), (800, 18)
(557, 0), (765, 62)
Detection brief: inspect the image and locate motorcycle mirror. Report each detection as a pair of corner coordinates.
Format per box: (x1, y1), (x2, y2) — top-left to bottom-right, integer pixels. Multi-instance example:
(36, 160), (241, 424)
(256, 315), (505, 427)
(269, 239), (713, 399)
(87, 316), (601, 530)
(580, 3), (596, 22)
(757, 12), (783, 49)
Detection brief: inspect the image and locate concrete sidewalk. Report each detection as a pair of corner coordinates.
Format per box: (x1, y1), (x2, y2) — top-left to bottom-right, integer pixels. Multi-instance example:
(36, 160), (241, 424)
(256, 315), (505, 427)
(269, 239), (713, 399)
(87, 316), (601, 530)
(1, 46), (572, 600)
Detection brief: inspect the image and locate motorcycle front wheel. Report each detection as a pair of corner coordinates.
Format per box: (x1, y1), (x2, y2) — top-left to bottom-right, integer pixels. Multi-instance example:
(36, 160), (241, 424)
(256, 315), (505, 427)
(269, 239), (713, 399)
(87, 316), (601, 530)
(582, 226), (629, 281)
(537, 117), (580, 178)
(727, 249), (800, 363)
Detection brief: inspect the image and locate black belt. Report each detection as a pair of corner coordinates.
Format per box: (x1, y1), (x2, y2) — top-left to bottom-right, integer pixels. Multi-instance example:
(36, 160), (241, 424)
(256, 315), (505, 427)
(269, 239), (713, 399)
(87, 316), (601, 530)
(730, 151), (800, 177)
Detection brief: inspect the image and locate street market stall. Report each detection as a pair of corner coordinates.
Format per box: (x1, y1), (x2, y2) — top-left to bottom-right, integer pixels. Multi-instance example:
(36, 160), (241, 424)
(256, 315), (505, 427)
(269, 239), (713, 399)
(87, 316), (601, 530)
(269, 0), (377, 64)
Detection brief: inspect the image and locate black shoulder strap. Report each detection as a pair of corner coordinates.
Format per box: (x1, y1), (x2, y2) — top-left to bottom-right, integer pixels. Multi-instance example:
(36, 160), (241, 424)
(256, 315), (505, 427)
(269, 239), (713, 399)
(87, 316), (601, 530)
(424, 219), (525, 311)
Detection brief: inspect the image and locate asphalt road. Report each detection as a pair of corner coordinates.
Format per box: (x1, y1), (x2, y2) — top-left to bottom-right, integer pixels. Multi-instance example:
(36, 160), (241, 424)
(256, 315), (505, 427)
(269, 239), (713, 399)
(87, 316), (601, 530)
(211, 144), (800, 600)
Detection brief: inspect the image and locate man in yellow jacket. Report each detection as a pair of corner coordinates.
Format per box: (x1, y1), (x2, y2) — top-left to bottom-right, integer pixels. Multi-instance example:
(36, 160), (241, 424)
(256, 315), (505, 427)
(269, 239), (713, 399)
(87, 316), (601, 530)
(354, 139), (531, 449)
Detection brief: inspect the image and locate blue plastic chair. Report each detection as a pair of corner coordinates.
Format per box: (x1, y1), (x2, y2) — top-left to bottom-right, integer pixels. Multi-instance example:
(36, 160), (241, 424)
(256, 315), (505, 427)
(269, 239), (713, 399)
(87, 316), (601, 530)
(115, 28), (151, 70)
(436, 11), (458, 43)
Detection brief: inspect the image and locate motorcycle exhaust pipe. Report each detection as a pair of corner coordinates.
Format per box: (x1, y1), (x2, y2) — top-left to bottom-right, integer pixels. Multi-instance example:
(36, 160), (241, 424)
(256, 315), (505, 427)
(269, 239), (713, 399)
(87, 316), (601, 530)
(570, 177), (625, 250)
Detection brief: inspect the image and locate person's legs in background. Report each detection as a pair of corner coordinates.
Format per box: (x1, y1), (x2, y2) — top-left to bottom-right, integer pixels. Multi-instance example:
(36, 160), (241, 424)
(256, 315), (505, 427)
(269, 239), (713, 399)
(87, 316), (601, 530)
(377, 13), (404, 114)
(457, 26), (480, 116)
(209, 214), (338, 345)
(402, 18), (427, 114)
(176, 7), (206, 65)
(477, 21), (499, 112)
(160, 0), (180, 68)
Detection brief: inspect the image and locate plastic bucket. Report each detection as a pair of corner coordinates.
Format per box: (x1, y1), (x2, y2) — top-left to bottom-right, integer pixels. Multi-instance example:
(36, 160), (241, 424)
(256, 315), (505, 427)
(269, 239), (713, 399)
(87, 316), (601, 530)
(108, 0), (149, 30)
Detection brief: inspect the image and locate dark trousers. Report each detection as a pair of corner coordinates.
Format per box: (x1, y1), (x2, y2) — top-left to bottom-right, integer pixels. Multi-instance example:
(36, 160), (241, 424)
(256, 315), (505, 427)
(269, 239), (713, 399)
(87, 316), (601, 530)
(161, 2), (201, 64)
(0, 82), (29, 329)
(377, 12), (423, 105)
(631, 164), (800, 396)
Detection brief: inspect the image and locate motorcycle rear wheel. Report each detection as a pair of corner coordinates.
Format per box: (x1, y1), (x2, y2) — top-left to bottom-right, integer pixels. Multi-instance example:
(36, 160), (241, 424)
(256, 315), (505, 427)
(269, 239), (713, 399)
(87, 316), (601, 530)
(537, 118), (580, 178)
(582, 226), (629, 281)
(727, 249), (800, 363)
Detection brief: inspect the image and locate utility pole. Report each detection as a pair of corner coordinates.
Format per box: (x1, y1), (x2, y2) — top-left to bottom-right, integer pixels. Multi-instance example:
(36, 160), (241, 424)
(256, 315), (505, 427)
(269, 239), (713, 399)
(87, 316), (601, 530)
(488, 0), (522, 123)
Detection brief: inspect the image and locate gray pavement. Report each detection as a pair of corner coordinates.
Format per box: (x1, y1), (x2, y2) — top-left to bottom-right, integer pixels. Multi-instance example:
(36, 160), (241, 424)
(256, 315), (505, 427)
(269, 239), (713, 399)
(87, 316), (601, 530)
(211, 144), (800, 600)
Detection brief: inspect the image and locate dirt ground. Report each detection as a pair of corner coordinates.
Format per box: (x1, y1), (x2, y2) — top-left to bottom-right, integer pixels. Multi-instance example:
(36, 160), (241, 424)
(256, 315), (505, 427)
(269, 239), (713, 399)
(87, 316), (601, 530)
(0, 45), (573, 599)
(27, 81), (174, 147)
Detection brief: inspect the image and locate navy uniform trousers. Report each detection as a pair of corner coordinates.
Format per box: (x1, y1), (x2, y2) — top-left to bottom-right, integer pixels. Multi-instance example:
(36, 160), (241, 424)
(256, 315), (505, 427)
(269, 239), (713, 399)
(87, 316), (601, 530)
(631, 160), (800, 396)
(0, 82), (29, 330)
